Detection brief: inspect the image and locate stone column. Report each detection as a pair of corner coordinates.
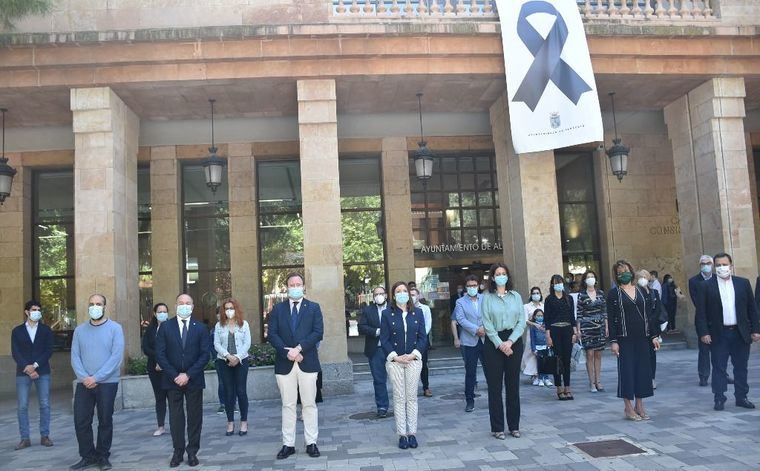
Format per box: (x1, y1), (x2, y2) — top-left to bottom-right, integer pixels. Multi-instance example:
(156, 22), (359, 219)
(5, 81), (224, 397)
(71, 87), (140, 358)
(381, 137), (415, 284)
(227, 143), (261, 341)
(490, 93), (564, 295)
(0, 157), (31, 356)
(664, 77), (758, 344)
(297, 79), (352, 394)
(150, 146), (183, 309)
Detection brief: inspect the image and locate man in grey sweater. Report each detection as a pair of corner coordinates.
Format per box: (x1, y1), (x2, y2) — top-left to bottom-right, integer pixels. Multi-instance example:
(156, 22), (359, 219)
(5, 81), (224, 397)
(69, 294), (124, 471)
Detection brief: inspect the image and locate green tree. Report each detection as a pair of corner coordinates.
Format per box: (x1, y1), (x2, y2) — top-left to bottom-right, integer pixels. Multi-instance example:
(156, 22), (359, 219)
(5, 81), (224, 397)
(0, 0), (52, 30)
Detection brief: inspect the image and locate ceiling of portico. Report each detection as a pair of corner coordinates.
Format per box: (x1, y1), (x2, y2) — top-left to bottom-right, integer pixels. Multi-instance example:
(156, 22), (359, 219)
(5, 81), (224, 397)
(2, 74), (759, 128)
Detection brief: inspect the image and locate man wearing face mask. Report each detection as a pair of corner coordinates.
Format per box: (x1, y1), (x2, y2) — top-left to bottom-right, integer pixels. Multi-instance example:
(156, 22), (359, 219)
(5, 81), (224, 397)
(155, 294), (210, 468)
(12, 300), (54, 451)
(410, 287), (433, 397)
(70, 294), (124, 471)
(358, 286), (390, 418)
(454, 275), (486, 412)
(268, 273), (324, 460)
(695, 253), (760, 411)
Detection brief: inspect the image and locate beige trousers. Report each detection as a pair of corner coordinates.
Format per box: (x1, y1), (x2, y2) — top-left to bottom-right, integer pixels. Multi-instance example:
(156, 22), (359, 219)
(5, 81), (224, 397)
(275, 362), (318, 447)
(386, 359), (422, 436)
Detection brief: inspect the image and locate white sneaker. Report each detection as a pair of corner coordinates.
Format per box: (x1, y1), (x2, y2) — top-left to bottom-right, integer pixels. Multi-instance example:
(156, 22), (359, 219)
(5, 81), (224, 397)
(544, 378), (554, 387)
(532, 377), (540, 386)
(538, 379), (545, 387)
(590, 383), (598, 393)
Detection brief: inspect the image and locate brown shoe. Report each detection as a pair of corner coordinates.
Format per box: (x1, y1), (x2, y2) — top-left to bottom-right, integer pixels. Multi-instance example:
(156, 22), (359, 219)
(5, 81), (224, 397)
(423, 389), (433, 397)
(14, 439), (31, 450)
(40, 436), (54, 447)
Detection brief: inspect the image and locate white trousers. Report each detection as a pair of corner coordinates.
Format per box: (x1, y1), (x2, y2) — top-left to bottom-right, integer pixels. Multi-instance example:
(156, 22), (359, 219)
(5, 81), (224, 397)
(275, 362), (318, 447)
(386, 359), (422, 436)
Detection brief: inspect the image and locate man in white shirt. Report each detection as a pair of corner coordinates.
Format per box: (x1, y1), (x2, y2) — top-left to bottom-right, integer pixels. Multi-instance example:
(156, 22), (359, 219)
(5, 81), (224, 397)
(410, 288), (433, 397)
(650, 271), (662, 298)
(358, 286), (390, 417)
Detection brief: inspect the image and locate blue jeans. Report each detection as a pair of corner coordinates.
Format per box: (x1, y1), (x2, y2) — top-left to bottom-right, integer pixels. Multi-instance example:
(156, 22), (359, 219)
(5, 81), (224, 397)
(216, 366), (226, 406)
(16, 374), (51, 440)
(73, 382), (118, 460)
(463, 340), (485, 402)
(368, 348), (389, 411)
(216, 358), (250, 422)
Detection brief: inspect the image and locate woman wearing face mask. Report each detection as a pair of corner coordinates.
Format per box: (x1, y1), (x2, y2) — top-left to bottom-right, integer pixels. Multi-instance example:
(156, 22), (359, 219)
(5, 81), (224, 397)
(544, 274), (578, 400)
(141, 303), (171, 436)
(635, 270), (667, 391)
(608, 261), (661, 421)
(380, 281), (427, 450)
(482, 263), (526, 439)
(661, 274), (680, 334)
(575, 270), (608, 393)
(214, 298), (252, 436)
(521, 287), (545, 386)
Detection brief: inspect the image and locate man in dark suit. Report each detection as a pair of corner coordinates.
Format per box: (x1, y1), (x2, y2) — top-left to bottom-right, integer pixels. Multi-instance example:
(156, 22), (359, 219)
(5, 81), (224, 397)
(11, 299), (54, 450)
(268, 272), (324, 460)
(695, 253), (760, 411)
(156, 294), (210, 468)
(358, 285), (390, 418)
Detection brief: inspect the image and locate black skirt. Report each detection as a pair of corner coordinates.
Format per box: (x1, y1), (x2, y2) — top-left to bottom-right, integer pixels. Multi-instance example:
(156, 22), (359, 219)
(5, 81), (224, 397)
(616, 336), (653, 400)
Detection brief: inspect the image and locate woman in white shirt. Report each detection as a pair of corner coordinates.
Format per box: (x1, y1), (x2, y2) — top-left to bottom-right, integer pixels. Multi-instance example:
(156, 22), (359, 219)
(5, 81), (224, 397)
(521, 287), (546, 385)
(214, 298), (252, 436)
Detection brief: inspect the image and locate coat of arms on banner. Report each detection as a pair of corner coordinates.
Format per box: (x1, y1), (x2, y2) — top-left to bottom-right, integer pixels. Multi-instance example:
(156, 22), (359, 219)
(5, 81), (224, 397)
(495, 0), (603, 154)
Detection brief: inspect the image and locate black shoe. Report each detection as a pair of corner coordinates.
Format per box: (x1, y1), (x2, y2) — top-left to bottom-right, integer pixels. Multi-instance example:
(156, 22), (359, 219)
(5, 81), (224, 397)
(699, 378), (709, 387)
(408, 435), (418, 449)
(187, 454), (199, 467)
(98, 458), (112, 471)
(727, 376), (735, 385)
(398, 436), (408, 449)
(736, 398), (755, 409)
(225, 430), (234, 436)
(276, 446), (295, 460)
(238, 430), (247, 436)
(376, 409), (388, 419)
(69, 458), (98, 470)
(465, 401), (475, 413)
(306, 443), (320, 458)
(714, 400), (726, 411)
(169, 450), (184, 468)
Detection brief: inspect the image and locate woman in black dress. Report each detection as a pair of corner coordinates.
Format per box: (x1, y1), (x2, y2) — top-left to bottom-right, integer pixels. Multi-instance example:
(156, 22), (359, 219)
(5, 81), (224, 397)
(544, 274), (578, 401)
(575, 270), (608, 393)
(607, 261), (661, 421)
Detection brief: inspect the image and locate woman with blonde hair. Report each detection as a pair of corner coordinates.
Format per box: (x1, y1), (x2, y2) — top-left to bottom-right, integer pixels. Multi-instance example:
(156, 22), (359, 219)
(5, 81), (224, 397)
(214, 298), (252, 436)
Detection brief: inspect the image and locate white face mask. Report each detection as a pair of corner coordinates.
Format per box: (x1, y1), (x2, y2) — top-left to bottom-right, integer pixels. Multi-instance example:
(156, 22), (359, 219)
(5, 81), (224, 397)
(637, 278), (649, 288)
(411, 295), (419, 305)
(374, 294), (386, 305)
(585, 277), (596, 287)
(225, 309), (235, 319)
(716, 265), (732, 279)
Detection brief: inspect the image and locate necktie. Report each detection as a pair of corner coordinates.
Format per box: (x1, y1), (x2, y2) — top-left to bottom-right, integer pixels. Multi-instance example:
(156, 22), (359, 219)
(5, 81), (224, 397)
(181, 320), (187, 349)
(291, 302), (299, 333)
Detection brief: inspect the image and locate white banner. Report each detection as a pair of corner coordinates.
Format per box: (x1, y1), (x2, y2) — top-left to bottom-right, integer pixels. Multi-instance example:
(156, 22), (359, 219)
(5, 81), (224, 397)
(495, 0), (603, 154)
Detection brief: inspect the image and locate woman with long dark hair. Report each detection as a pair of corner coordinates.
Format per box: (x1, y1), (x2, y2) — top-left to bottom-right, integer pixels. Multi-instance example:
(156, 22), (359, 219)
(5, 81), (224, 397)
(576, 270), (608, 393)
(381, 281), (427, 449)
(544, 274), (578, 400)
(214, 298), (252, 436)
(608, 261), (661, 421)
(482, 263), (526, 439)
(141, 302), (170, 436)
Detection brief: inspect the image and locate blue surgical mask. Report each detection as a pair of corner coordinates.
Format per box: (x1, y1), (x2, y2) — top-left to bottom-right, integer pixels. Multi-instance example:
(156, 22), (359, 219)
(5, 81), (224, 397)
(553, 283), (564, 292)
(176, 304), (193, 319)
(288, 287), (304, 300)
(701, 264), (712, 274)
(494, 275), (508, 287)
(535, 316), (544, 323)
(88, 305), (104, 320)
(29, 310), (42, 322)
(395, 292), (410, 305)
(531, 293), (541, 302)
(466, 286), (478, 297)
(156, 312), (168, 323)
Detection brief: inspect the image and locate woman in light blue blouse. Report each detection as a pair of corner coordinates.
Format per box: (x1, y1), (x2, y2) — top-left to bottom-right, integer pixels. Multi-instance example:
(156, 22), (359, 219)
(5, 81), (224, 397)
(482, 262), (526, 440)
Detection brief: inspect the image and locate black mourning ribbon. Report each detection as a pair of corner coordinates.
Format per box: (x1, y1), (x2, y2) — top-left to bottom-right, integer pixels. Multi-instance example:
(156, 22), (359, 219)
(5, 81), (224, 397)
(512, 1), (592, 112)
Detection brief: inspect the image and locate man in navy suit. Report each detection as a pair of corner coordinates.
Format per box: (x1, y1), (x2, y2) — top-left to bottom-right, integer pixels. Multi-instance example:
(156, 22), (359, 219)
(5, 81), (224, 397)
(156, 294), (210, 468)
(358, 286), (390, 418)
(11, 299), (54, 450)
(695, 253), (760, 411)
(268, 272), (324, 460)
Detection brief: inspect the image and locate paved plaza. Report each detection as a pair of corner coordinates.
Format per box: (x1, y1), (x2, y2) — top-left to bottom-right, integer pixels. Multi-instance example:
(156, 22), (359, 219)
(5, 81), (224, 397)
(1, 348), (759, 470)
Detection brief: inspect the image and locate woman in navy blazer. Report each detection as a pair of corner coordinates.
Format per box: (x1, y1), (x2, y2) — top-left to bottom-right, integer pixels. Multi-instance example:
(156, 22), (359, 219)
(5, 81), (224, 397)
(380, 281), (428, 450)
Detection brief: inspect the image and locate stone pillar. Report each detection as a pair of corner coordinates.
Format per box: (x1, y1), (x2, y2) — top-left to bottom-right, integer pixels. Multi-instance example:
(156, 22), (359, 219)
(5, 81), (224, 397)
(150, 146), (183, 309)
(664, 77), (758, 344)
(227, 143), (261, 342)
(490, 94), (564, 295)
(71, 87), (140, 358)
(297, 79), (352, 394)
(381, 137), (415, 285)
(0, 156), (32, 355)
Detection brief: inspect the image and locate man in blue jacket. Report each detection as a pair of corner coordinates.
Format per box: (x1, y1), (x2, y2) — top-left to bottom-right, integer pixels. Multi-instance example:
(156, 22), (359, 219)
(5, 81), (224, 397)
(268, 272), (324, 460)
(156, 294), (210, 468)
(454, 275), (486, 412)
(11, 299), (54, 451)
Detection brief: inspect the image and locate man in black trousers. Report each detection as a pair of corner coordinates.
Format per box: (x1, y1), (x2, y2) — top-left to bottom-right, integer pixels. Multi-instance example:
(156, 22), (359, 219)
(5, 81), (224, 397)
(695, 253), (760, 411)
(156, 294), (210, 468)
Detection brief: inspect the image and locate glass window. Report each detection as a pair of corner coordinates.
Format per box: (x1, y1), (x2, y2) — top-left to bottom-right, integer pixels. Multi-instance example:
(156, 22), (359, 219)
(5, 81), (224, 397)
(182, 164), (231, 324)
(33, 170), (76, 348)
(137, 167), (153, 331)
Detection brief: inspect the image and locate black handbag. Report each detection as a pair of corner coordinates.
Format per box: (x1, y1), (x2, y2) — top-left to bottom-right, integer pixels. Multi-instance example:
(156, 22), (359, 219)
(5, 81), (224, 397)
(536, 348), (557, 375)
